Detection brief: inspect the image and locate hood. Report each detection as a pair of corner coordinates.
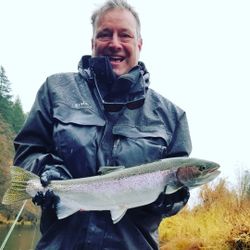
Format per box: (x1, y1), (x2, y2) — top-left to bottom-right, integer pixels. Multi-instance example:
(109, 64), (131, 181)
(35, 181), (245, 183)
(78, 55), (150, 111)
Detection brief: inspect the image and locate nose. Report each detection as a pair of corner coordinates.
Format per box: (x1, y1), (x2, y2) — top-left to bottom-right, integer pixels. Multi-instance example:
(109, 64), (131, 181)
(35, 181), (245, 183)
(108, 34), (122, 50)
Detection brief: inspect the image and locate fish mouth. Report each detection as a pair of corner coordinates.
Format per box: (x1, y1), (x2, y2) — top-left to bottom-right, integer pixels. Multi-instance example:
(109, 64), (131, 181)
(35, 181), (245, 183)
(204, 163), (220, 174)
(194, 165), (221, 187)
(208, 169), (221, 177)
(204, 169), (221, 182)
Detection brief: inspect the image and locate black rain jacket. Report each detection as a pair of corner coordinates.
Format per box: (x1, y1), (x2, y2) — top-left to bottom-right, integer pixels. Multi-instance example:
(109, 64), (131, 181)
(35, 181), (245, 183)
(14, 56), (192, 250)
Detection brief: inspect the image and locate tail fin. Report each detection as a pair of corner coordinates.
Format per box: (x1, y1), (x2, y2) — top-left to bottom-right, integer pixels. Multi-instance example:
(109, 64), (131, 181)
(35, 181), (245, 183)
(2, 166), (39, 205)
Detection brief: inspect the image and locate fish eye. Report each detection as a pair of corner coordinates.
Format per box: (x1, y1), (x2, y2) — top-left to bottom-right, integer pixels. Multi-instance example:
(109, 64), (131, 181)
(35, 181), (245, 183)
(199, 165), (206, 171)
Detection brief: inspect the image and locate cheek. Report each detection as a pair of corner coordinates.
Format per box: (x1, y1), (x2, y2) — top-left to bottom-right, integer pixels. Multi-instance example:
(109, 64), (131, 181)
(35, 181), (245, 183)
(92, 41), (105, 55)
(127, 42), (140, 57)
(126, 47), (140, 65)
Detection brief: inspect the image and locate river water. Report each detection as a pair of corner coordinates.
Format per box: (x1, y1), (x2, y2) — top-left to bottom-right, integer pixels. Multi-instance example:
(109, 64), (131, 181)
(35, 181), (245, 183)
(0, 224), (41, 250)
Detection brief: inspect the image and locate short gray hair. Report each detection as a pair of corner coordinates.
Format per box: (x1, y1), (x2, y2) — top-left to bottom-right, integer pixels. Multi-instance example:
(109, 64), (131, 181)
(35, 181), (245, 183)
(91, 0), (141, 38)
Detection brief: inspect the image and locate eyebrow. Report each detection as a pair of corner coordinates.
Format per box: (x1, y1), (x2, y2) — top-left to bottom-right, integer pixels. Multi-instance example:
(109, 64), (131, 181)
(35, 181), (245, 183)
(97, 27), (134, 34)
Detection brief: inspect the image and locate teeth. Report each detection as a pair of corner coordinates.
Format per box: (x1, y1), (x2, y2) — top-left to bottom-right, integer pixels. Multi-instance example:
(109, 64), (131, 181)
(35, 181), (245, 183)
(109, 57), (123, 62)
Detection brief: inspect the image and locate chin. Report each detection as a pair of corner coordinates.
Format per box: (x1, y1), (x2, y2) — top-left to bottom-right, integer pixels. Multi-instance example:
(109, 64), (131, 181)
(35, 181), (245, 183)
(112, 67), (129, 76)
(112, 70), (123, 76)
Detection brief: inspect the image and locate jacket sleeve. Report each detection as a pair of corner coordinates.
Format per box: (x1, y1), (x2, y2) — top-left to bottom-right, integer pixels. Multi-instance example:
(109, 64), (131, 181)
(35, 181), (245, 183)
(13, 79), (68, 176)
(166, 111), (192, 158)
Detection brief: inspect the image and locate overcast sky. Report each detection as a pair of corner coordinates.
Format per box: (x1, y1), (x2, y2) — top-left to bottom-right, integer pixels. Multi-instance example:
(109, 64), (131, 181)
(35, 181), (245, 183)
(1, 0), (250, 192)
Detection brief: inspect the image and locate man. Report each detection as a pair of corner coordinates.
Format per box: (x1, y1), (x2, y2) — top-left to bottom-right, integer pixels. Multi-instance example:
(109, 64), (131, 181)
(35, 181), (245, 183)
(14, 0), (192, 249)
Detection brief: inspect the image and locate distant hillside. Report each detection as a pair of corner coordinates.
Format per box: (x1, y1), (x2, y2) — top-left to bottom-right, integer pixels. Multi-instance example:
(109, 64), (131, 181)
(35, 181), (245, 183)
(0, 116), (39, 224)
(0, 115), (14, 197)
(0, 65), (37, 223)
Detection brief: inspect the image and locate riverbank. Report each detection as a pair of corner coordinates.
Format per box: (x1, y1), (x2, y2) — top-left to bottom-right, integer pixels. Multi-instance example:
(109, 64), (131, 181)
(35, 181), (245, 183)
(0, 200), (40, 226)
(0, 216), (37, 226)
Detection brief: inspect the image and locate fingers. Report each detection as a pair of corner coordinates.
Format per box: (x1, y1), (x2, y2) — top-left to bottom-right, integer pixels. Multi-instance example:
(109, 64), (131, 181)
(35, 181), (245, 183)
(32, 190), (60, 210)
(43, 190), (60, 210)
(40, 172), (51, 187)
(32, 191), (44, 206)
(40, 168), (71, 187)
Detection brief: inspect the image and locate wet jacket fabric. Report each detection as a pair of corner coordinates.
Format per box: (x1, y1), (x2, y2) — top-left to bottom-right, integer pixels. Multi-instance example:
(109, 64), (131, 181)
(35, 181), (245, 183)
(14, 56), (192, 250)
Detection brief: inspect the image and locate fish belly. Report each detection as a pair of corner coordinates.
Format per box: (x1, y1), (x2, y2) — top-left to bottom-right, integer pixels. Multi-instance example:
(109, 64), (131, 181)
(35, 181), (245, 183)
(55, 171), (168, 212)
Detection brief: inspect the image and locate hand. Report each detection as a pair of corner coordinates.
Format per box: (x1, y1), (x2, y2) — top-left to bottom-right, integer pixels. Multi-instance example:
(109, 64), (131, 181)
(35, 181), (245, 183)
(40, 166), (71, 187)
(155, 186), (190, 217)
(32, 166), (71, 208)
(166, 186), (190, 216)
(32, 190), (59, 210)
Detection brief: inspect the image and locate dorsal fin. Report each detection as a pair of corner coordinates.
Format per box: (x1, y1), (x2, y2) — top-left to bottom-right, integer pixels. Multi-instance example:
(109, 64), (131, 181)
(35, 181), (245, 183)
(98, 166), (125, 175)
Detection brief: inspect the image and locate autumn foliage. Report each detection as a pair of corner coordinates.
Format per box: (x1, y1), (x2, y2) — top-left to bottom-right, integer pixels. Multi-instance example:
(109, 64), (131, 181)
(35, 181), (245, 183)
(159, 178), (250, 250)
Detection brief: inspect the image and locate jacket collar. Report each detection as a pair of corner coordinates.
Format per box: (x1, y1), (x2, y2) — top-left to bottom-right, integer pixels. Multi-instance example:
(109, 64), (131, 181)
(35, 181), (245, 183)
(78, 55), (150, 112)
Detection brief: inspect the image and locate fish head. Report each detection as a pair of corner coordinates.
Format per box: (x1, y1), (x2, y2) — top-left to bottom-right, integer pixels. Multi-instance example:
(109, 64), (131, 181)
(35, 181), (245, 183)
(176, 158), (221, 188)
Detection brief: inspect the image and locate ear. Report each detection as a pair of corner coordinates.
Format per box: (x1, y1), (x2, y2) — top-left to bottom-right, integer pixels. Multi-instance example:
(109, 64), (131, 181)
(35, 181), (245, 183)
(91, 38), (94, 50)
(138, 38), (143, 51)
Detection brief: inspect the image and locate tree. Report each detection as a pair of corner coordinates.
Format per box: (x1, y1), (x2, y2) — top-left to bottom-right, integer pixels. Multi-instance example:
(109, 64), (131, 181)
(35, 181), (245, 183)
(0, 66), (13, 124)
(0, 65), (26, 132)
(0, 66), (12, 100)
(11, 96), (26, 133)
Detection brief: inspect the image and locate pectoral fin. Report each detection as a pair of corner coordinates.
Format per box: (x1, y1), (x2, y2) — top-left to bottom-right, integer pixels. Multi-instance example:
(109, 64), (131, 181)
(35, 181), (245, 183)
(164, 184), (183, 194)
(110, 208), (127, 224)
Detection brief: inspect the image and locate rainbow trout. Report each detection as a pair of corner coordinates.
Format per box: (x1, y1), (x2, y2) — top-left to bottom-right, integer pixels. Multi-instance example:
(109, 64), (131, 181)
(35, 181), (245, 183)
(2, 157), (220, 223)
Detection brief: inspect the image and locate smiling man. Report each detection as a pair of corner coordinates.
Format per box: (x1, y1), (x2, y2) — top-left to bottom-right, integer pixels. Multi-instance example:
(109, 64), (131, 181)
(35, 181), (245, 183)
(13, 0), (192, 249)
(92, 7), (142, 76)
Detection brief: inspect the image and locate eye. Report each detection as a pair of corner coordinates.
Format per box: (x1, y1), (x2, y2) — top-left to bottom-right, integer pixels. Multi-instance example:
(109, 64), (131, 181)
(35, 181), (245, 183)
(120, 33), (130, 37)
(119, 32), (133, 42)
(199, 165), (206, 171)
(96, 31), (111, 40)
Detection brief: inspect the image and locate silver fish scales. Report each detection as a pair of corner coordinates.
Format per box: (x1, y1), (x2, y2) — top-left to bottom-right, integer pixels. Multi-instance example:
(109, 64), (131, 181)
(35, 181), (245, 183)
(2, 157), (220, 223)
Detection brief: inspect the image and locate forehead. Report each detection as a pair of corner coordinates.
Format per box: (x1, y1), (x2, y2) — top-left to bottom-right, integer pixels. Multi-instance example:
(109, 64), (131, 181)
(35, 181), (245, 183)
(95, 8), (137, 33)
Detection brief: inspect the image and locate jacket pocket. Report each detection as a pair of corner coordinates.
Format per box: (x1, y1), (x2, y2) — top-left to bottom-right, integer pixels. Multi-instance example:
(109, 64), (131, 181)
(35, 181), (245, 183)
(53, 102), (105, 126)
(52, 103), (105, 176)
(112, 124), (172, 167)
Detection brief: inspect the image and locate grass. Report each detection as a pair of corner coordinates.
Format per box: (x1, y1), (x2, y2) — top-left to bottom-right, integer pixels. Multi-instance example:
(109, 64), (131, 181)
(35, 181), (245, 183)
(159, 178), (250, 250)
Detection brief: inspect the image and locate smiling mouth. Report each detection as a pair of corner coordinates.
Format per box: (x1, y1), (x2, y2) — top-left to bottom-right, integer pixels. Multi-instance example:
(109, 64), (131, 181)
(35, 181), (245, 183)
(108, 56), (125, 63)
